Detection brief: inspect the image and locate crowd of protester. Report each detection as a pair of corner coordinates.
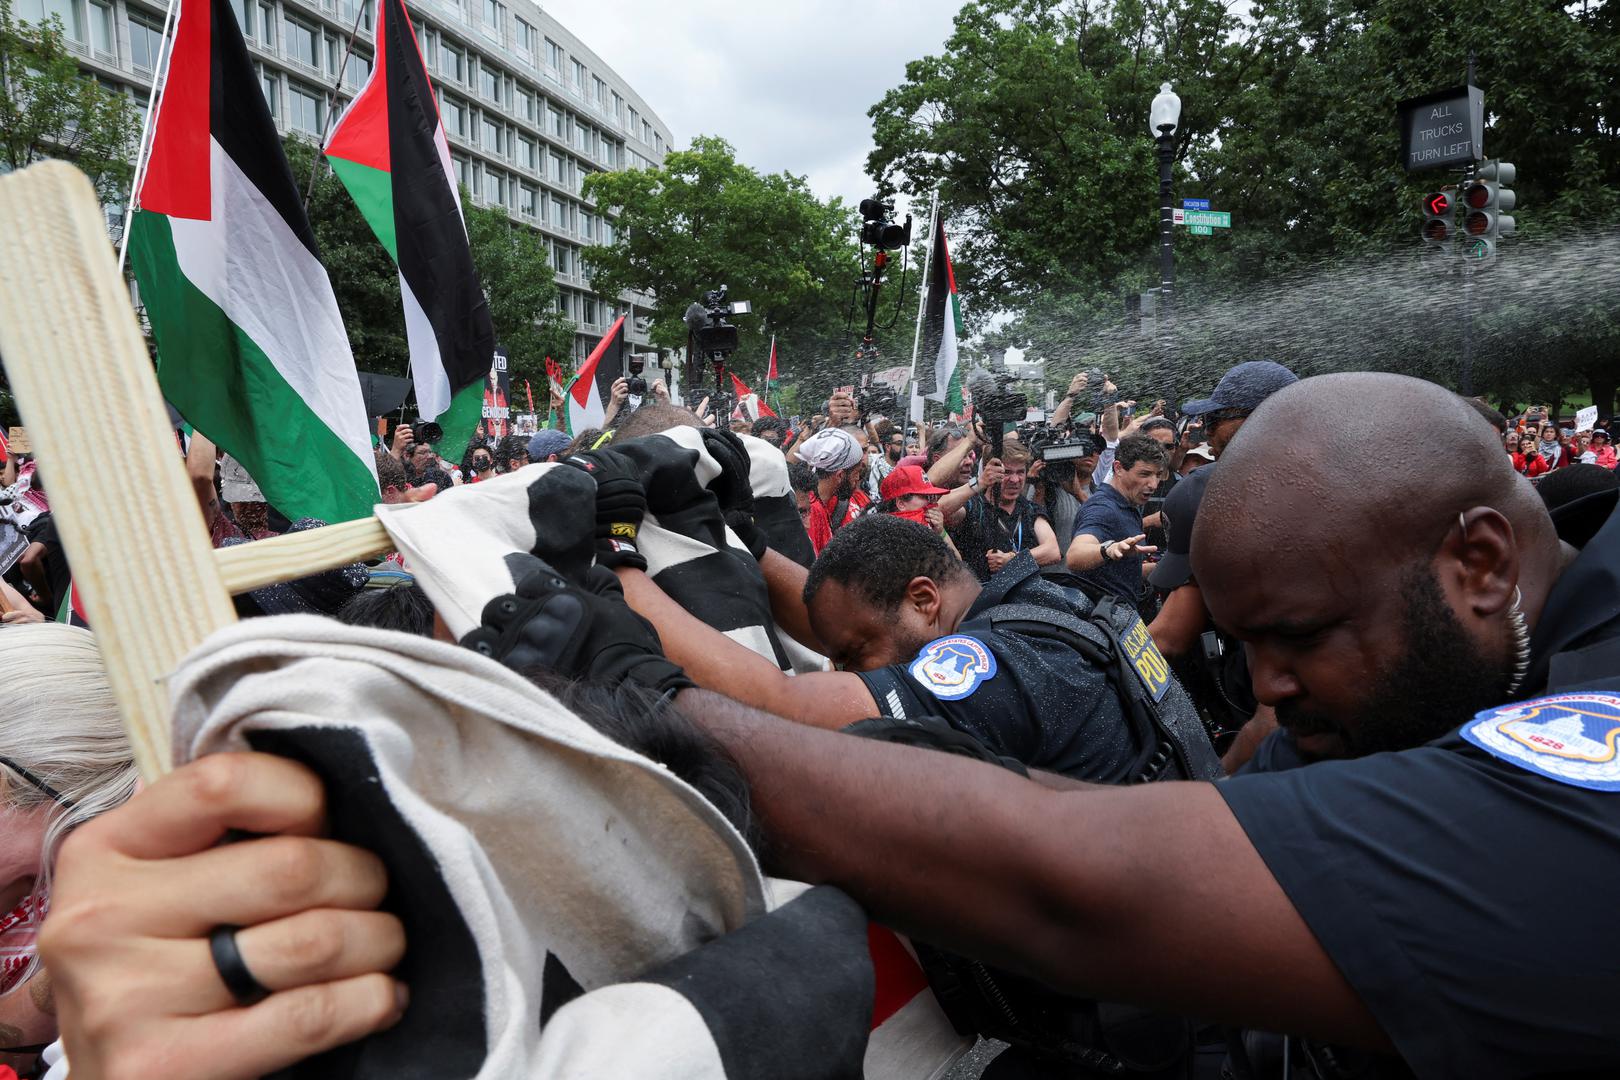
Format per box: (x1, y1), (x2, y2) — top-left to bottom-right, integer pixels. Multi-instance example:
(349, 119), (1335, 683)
(2, 357), (1619, 1080)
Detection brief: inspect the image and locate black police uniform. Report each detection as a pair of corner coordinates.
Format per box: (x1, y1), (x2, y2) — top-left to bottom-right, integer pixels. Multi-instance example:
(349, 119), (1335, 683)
(856, 554), (1174, 781)
(1219, 490), (1620, 1077)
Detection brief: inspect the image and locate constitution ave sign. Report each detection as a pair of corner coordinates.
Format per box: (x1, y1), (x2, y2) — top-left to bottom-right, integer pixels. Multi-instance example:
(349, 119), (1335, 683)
(1398, 85), (1485, 172)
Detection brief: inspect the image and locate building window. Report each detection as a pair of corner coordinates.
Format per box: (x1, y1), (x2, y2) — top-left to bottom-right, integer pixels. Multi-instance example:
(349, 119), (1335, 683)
(581, 212), (594, 241)
(517, 134), (537, 170)
(570, 58), (584, 89)
(229, 0), (252, 39)
(556, 291), (569, 315)
(481, 115), (502, 155)
(452, 154), (471, 191)
(553, 244), (570, 276)
(574, 121), (591, 152)
(516, 87), (535, 122)
(479, 64), (501, 102)
(654, 131), (663, 155)
(548, 107), (564, 138)
(127, 12), (166, 71)
(439, 41), (464, 82)
(520, 184), (537, 217)
(283, 15), (318, 67)
(343, 51), (371, 91)
(592, 76), (605, 106)
(18, 0), (84, 41)
(441, 94), (467, 137)
(481, 0), (501, 29)
(260, 70), (279, 118)
(610, 91), (622, 119)
(88, 0), (112, 51)
(601, 219), (613, 245)
(325, 34), (339, 74)
(582, 298), (596, 326)
(338, 0), (373, 30)
(642, 119), (652, 144)
(287, 81), (324, 136)
(545, 38), (562, 69)
(484, 170), (505, 206)
(514, 17), (534, 57)
(549, 152), (566, 185)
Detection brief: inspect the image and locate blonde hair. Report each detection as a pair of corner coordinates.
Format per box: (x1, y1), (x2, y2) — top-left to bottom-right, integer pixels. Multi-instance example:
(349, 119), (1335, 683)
(0, 623), (139, 988)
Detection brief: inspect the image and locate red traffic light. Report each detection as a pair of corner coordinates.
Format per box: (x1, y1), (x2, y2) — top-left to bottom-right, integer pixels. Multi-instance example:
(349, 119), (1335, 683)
(1423, 219), (1451, 242)
(1464, 210), (1491, 236)
(1464, 182), (1491, 209)
(1425, 192), (1452, 215)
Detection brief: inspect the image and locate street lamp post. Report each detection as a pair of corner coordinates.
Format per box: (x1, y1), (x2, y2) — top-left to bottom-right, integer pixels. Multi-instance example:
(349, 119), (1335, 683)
(1149, 82), (1181, 327)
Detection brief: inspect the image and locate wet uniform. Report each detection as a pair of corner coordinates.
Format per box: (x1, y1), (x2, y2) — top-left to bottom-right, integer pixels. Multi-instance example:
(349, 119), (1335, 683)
(1220, 490), (1620, 1077)
(856, 554), (1149, 780)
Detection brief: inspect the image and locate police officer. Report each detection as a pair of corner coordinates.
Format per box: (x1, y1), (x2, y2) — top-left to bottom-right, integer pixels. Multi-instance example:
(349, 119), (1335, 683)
(619, 511), (1218, 785)
(610, 372), (1620, 1076)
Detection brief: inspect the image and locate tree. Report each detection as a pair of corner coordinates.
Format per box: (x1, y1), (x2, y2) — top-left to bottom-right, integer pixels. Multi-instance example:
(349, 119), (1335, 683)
(868, 0), (1620, 410)
(582, 136), (866, 398)
(463, 199), (575, 401)
(0, 0), (138, 207)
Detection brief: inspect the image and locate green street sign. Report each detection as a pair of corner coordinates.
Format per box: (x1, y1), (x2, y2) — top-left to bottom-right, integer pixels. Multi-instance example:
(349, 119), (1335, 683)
(1182, 210), (1231, 228)
(1188, 224), (1214, 235)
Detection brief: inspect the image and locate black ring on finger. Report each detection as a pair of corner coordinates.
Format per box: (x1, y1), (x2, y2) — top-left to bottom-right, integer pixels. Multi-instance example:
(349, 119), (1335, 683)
(209, 924), (270, 1006)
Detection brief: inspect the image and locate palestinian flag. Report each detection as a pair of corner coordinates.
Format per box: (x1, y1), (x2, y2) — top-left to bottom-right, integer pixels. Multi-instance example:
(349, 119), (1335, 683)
(127, 0), (378, 523)
(324, 0), (495, 462)
(729, 371), (776, 420)
(765, 334), (778, 410)
(566, 315), (625, 433)
(917, 214), (964, 413)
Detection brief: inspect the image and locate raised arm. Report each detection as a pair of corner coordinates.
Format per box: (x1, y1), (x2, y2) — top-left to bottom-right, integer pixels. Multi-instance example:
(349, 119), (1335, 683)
(615, 567), (878, 728)
(676, 689), (1384, 1049)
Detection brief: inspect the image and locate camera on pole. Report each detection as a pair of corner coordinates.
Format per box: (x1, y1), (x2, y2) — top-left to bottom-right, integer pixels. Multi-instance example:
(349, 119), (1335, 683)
(859, 198), (912, 251)
(1461, 160), (1516, 264)
(683, 286), (751, 417)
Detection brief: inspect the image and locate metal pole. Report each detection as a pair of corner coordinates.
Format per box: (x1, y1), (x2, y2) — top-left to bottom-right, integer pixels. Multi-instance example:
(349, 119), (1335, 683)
(907, 187), (940, 384)
(1460, 161), (1476, 396)
(115, 0), (181, 275)
(304, 0), (371, 209)
(1157, 135), (1175, 328)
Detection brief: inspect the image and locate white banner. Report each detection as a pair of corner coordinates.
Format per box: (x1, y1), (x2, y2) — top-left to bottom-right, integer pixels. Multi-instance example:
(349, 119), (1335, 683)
(1576, 405), (1598, 432)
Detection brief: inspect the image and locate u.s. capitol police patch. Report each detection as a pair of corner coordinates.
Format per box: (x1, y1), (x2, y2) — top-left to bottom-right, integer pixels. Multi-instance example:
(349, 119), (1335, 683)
(1460, 692), (1620, 791)
(909, 635), (997, 701)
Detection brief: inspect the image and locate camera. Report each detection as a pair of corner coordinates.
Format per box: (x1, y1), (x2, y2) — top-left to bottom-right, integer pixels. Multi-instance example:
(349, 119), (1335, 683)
(684, 286), (751, 358)
(857, 383), (898, 420)
(414, 420), (444, 445)
(626, 353), (647, 397)
(859, 198), (912, 251)
(966, 369), (1028, 460)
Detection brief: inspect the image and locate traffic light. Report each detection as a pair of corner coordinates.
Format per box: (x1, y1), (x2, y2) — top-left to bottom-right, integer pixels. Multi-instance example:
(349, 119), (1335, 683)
(1422, 187), (1457, 246)
(1461, 160), (1516, 263)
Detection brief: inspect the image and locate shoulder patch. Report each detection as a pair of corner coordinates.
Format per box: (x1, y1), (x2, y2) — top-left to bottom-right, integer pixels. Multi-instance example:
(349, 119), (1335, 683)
(909, 635), (998, 701)
(1460, 692), (1620, 791)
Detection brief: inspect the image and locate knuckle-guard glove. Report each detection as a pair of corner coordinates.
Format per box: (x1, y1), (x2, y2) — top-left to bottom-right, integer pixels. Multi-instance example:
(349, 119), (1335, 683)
(564, 449), (649, 572)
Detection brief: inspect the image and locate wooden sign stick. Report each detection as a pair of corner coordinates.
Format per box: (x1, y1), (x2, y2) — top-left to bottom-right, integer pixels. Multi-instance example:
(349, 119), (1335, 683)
(0, 163), (237, 780)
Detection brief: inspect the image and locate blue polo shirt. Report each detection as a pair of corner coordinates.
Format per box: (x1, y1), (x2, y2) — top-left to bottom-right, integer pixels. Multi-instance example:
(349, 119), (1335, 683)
(1074, 482), (1145, 602)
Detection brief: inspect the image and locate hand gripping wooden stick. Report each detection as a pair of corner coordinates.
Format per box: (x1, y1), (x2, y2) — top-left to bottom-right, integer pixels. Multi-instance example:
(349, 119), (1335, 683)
(0, 163), (238, 780)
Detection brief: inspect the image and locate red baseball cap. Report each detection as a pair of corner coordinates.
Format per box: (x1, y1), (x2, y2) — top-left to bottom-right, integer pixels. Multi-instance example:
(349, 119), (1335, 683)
(881, 464), (949, 502)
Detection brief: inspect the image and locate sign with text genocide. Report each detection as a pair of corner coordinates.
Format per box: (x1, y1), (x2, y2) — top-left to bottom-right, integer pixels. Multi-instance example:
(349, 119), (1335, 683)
(1182, 198), (1210, 210)
(1398, 85), (1484, 172)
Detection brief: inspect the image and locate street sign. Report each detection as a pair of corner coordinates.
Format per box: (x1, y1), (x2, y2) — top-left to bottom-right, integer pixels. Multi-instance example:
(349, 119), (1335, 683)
(1182, 198), (1210, 210)
(1188, 225), (1213, 235)
(1182, 210), (1231, 228)
(1397, 85), (1485, 172)
(1172, 208), (1184, 224)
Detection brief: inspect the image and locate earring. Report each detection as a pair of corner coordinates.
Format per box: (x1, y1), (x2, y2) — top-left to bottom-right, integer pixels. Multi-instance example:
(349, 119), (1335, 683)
(1506, 586), (1532, 696)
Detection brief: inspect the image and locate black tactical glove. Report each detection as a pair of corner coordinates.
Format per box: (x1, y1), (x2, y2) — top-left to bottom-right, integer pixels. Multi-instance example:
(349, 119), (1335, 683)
(699, 428), (755, 515)
(462, 555), (693, 697)
(563, 448), (649, 571)
(723, 509), (770, 562)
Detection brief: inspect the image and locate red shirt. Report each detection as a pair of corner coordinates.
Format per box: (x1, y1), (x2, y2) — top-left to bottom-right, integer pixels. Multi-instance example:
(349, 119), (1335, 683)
(1512, 452), (1550, 478)
(805, 489), (870, 554)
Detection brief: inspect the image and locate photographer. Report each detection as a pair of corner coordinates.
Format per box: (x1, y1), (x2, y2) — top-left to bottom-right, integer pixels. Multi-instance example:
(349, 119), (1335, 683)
(1025, 432), (1103, 571)
(1065, 433), (1168, 608)
(947, 441), (1059, 583)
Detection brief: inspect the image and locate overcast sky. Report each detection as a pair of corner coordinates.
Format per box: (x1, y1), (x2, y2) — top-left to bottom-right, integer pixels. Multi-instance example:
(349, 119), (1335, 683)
(545, 0), (960, 220)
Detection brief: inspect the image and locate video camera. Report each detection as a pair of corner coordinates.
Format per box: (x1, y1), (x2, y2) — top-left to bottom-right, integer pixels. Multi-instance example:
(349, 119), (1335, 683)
(856, 383), (898, 421)
(625, 353), (647, 398)
(858, 198), (912, 251)
(1022, 426), (1103, 464)
(684, 286), (751, 359)
(966, 369), (1027, 461)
